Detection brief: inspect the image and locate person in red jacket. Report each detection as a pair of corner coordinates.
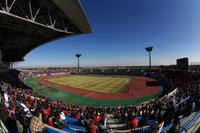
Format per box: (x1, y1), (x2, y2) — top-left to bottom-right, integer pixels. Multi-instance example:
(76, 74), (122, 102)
(87, 120), (98, 133)
(93, 113), (101, 124)
(130, 115), (138, 129)
(47, 117), (54, 127)
(76, 112), (80, 119)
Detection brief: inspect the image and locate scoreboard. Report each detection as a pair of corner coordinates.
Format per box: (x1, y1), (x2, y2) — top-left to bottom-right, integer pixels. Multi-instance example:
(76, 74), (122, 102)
(176, 58), (189, 71)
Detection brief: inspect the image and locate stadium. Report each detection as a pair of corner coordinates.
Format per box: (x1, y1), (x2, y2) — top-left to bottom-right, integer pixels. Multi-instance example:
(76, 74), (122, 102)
(0, 0), (199, 133)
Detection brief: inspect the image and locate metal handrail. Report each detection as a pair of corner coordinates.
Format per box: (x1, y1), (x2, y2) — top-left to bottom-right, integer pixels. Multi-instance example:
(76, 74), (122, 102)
(179, 111), (200, 133)
(179, 127), (188, 133)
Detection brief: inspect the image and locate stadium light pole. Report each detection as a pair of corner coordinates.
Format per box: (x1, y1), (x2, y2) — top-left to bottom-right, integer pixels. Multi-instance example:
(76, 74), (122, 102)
(145, 47), (153, 70)
(75, 54), (81, 75)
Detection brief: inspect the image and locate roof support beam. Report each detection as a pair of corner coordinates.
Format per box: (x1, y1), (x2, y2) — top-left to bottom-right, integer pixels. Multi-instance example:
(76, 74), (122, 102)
(2, 0), (16, 13)
(47, 7), (53, 27)
(29, 0), (33, 20)
(28, 1), (41, 22)
(33, 6), (41, 21)
(47, 6), (58, 28)
(0, 10), (73, 34)
(5, 0), (8, 11)
(8, 0), (16, 12)
(0, 0), (74, 34)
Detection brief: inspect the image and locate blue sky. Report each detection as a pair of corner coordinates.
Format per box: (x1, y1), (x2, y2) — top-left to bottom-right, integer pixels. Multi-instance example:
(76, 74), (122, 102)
(18, 0), (200, 67)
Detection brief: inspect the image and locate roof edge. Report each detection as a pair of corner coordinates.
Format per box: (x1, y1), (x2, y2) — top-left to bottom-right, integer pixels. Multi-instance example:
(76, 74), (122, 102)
(52, 0), (92, 34)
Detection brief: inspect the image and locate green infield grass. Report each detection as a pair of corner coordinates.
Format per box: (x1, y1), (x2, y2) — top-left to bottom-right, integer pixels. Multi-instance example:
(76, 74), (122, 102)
(45, 75), (132, 93)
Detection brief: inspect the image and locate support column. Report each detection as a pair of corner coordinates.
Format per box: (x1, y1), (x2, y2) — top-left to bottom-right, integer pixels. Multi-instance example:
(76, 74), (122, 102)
(77, 57), (80, 75)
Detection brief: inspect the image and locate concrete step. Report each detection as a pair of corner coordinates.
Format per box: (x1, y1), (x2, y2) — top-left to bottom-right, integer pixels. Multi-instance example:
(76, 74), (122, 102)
(108, 123), (127, 130)
(107, 119), (120, 124)
(107, 114), (114, 118)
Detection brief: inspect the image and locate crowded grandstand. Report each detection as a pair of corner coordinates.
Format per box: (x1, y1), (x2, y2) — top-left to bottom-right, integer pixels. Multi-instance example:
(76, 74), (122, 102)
(0, 67), (199, 133)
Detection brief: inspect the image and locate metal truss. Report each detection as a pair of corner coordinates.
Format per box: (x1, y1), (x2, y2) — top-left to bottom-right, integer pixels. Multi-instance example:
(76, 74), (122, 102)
(0, 0), (74, 34)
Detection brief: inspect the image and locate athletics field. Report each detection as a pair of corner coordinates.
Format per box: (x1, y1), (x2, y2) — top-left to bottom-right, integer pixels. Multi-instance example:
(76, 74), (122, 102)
(25, 75), (163, 106)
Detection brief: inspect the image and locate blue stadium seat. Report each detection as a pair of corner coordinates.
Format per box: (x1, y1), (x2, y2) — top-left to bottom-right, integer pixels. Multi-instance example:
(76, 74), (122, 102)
(46, 125), (78, 133)
(46, 127), (62, 133)
(63, 128), (77, 133)
(65, 116), (78, 124)
(68, 124), (87, 132)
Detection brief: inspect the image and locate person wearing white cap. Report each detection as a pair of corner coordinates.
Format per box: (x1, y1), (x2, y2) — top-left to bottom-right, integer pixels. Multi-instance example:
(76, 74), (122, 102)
(4, 93), (9, 108)
(60, 111), (66, 121)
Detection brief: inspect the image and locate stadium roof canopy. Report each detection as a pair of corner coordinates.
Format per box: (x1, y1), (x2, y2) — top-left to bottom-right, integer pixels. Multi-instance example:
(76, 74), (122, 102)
(0, 0), (91, 62)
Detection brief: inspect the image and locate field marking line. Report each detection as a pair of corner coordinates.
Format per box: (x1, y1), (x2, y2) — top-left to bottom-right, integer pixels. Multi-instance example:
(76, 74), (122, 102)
(82, 92), (96, 97)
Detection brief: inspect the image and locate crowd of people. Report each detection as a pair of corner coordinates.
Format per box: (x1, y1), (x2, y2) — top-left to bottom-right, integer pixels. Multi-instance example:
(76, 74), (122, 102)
(0, 69), (199, 133)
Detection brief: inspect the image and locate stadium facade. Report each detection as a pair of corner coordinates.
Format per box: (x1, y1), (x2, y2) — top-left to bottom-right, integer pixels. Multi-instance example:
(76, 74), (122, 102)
(0, 0), (91, 67)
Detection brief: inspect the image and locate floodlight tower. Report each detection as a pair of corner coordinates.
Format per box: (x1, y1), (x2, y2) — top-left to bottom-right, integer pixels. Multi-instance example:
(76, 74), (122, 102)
(75, 54), (81, 75)
(145, 47), (153, 70)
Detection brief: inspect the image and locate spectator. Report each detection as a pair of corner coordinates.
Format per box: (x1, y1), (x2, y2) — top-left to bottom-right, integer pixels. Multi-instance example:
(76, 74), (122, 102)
(98, 114), (108, 133)
(168, 116), (180, 133)
(29, 110), (44, 133)
(130, 115), (138, 129)
(47, 117), (54, 127)
(52, 112), (67, 129)
(79, 112), (86, 126)
(150, 115), (164, 133)
(86, 119), (98, 133)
